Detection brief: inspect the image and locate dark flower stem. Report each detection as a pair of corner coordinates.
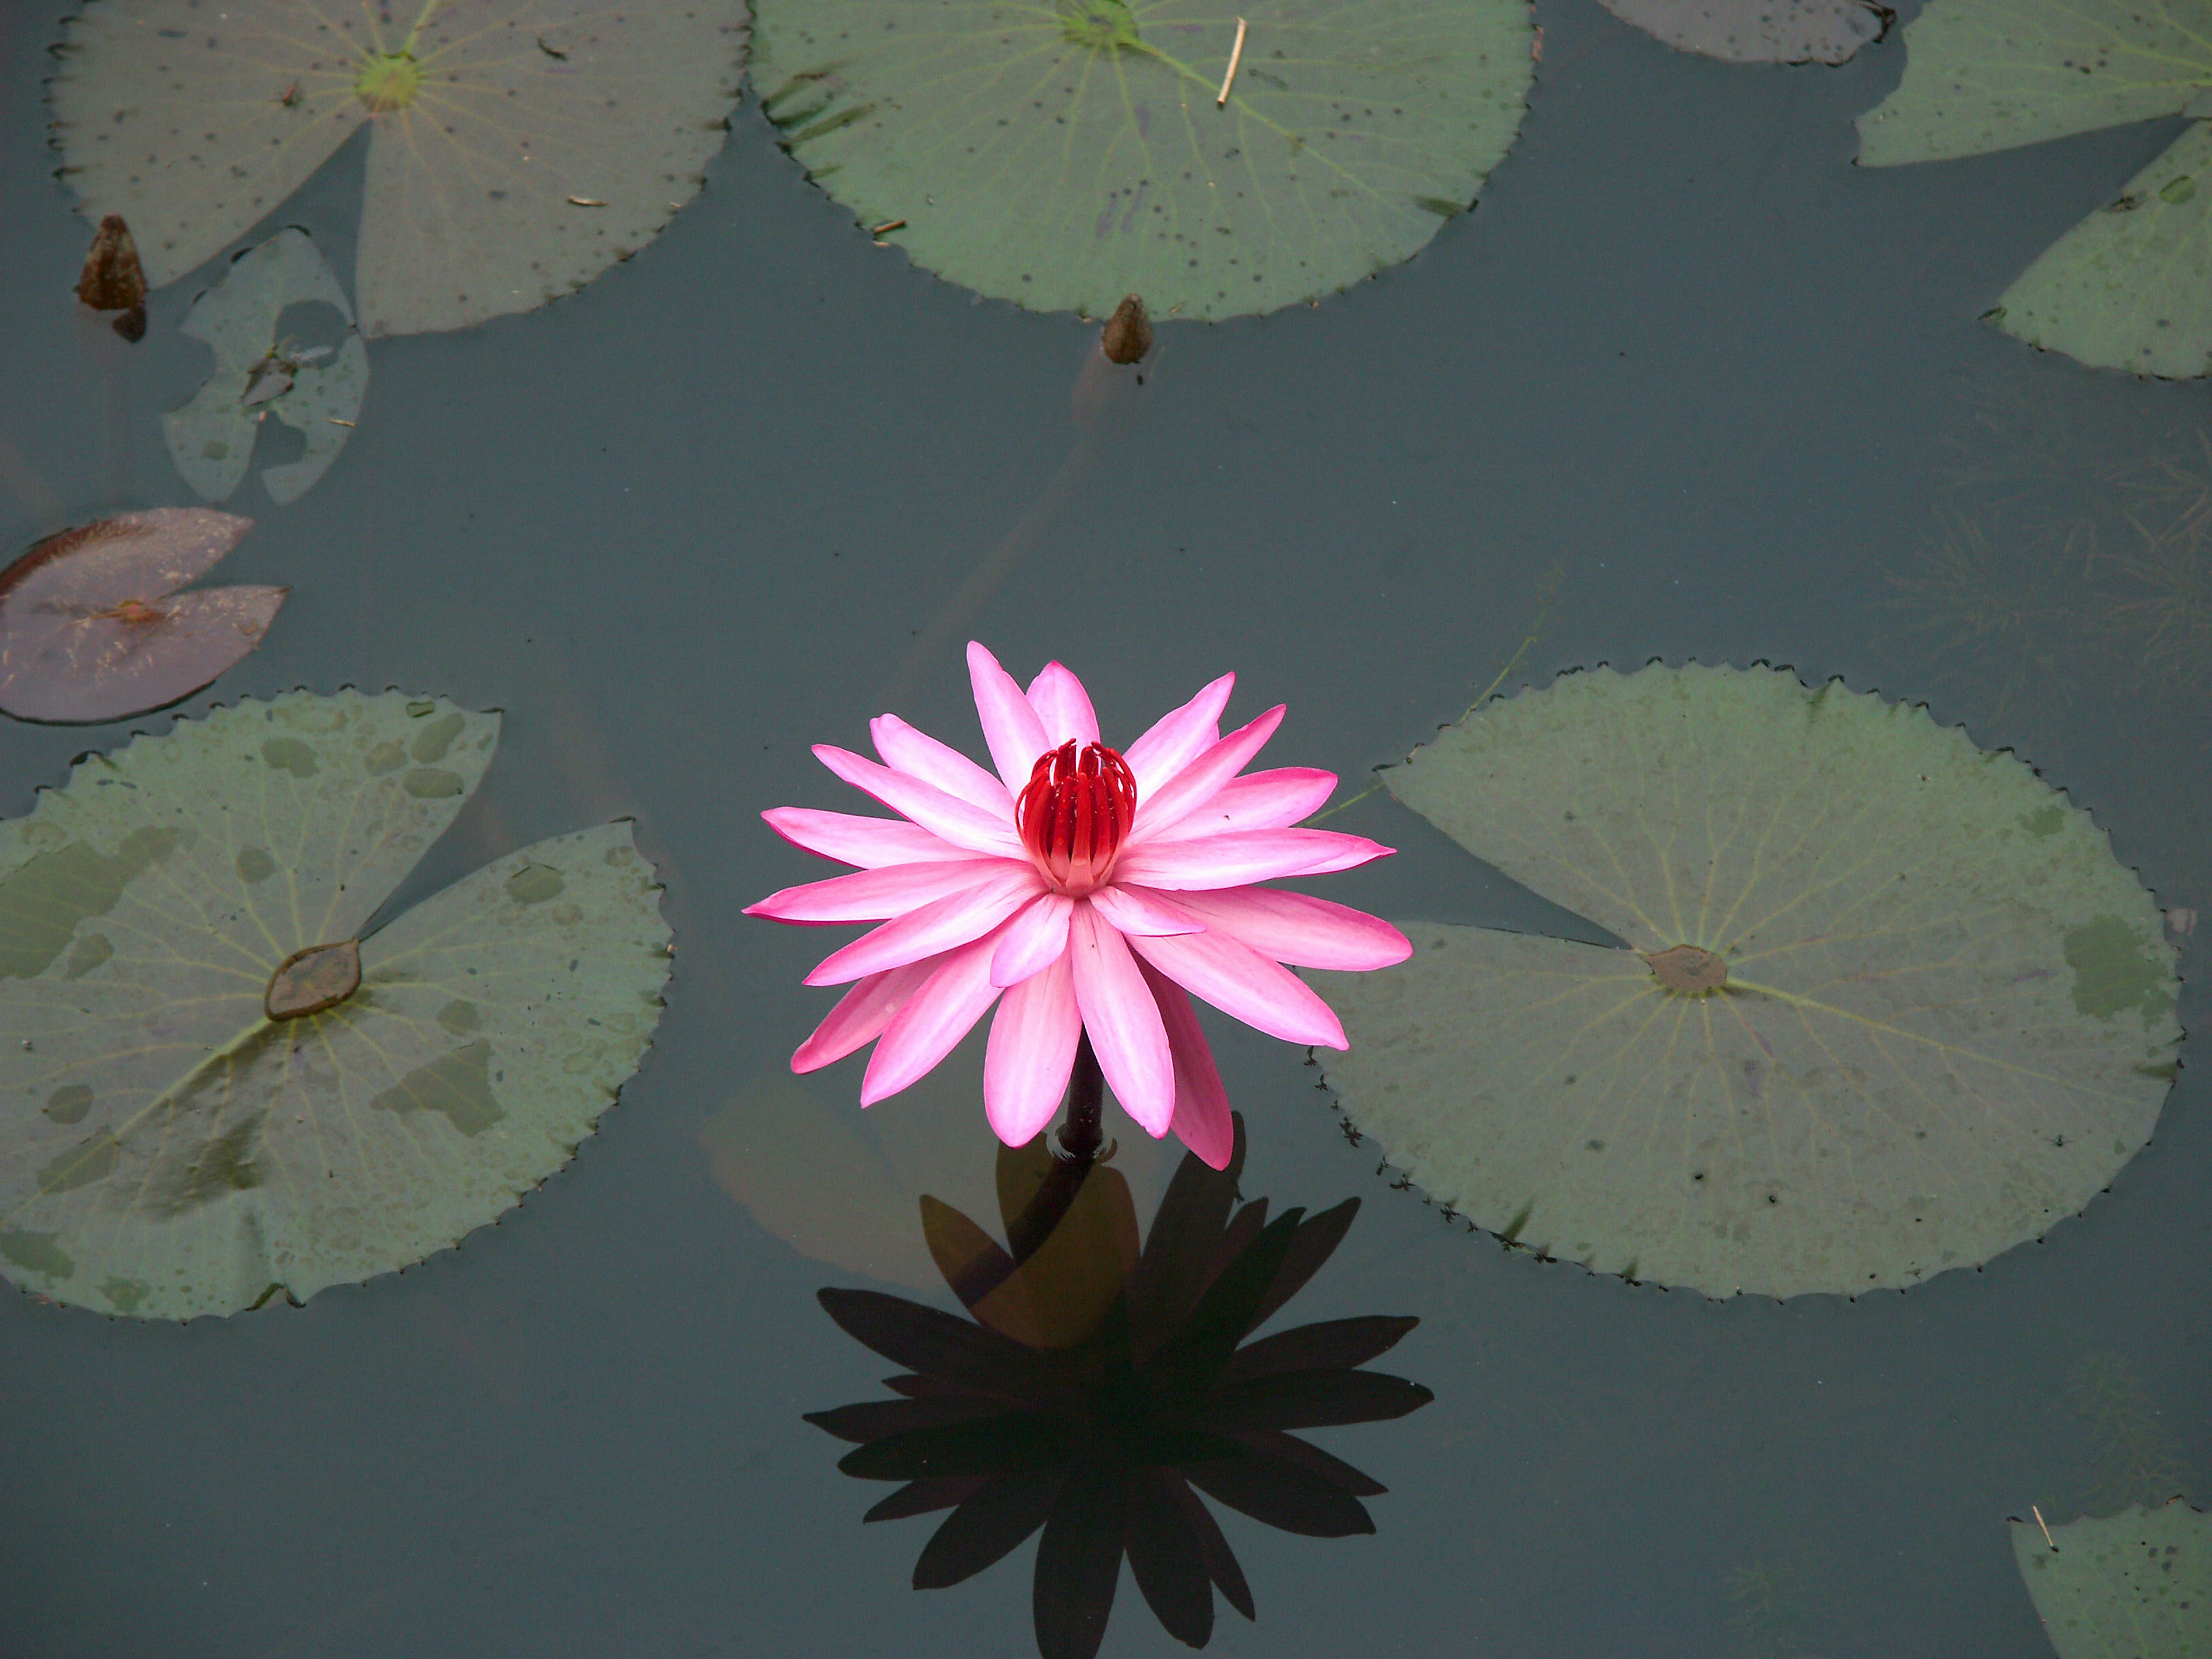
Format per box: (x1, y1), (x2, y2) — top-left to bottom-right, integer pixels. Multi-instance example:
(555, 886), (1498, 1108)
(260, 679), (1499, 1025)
(1057, 1032), (1105, 1164)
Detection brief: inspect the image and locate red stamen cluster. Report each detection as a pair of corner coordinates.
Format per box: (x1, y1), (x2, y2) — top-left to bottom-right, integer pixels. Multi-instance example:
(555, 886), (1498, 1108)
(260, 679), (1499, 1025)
(1016, 740), (1137, 895)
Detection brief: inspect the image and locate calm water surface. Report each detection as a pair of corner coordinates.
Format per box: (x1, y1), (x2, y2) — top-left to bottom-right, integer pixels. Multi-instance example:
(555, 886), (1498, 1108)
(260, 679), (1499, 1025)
(0, 2), (2206, 1654)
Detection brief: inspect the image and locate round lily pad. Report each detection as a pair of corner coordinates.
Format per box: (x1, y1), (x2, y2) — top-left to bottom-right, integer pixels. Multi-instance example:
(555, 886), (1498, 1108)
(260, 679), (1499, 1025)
(2012, 1501), (2211, 1659)
(750, 0), (1535, 320)
(48, 0), (750, 336)
(0, 509), (283, 725)
(1856, 0), (2212, 376)
(1310, 664), (2181, 1300)
(0, 691), (671, 1319)
(1599, 0), (1885, 66)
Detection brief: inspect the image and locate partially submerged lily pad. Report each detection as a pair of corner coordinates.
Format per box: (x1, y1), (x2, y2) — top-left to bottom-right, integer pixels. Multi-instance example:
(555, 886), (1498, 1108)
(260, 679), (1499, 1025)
(164, 230), (367, 506)
(2011, 1501), (2210, 1659)
(1599, 0), (1885, 65)
(751, 0), (1535, 320)
(1310, 664), (2180, 1300)
(49, 0), (751, 336)
(0, 690), (671, 1318)
(1857, 1), (2212, 375)
(0, 509), (283, 724)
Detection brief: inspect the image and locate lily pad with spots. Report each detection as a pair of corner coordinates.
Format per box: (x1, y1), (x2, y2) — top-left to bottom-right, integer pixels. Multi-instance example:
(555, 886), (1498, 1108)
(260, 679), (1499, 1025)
(1856, 0), (2212, 376)
(1600, 0), (1887, 65)
(164, 230), (368, 507)
(1309, 664), (2180, 1300)
(0, 690), (671, 1319)
(2012, 1500), (2211, 1659)
(0, 509), (283, 725)
(751, 0), (1535, 320)
(48, 0), (751, 337)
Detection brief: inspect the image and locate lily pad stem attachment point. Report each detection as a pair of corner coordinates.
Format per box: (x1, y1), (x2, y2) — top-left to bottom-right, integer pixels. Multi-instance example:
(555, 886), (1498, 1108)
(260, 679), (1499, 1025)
(1640, 943), (1728, 994)
(265, 940), (363, 1020)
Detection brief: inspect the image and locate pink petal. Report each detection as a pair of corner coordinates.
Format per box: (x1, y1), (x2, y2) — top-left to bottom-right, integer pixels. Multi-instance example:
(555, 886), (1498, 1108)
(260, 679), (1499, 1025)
(1113, 830), (1393, 891)
(804, 865), (1040, 986)
(748, 858), (1010, 924)
(1130, 706), (1286, 840)
(1127, 927), (1349, 1048)
(1137, 959), (1233, 1171)
(1088, 884), (1203, 938)
(861, 935), (1005, 1104)
(813, 745), (1023, 857)
(870, 713), (1013, 817)
(983, 952), (1081, 1145)
(1145, 768), (1338, 840)
(764, 807), (973, 870)
(791, 959), (938, 1071)
(1027, 661), (1100, 747)
(968, 641), (1051, 791)
(1162, 888), (1413, 971)
(991, 892), (1074, 987)
(1123, 672), (1233, 798)
(1068, 903), (1175, 1136)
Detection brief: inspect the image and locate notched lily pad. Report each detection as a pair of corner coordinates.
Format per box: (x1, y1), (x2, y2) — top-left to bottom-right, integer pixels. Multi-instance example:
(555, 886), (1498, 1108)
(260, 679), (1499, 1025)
(1857, 0), (2212, 376)
(163, 230), (367, 506)
(2012, 1500), (2210, 1659)
(1310, 664), (2181, 1300)
(0, 508), (285, 724)
(1600, 0), (1886, 65)
(0, 690), (672, 1318)
(751, 0), (1535, 320)
(49, 0), (751, 336)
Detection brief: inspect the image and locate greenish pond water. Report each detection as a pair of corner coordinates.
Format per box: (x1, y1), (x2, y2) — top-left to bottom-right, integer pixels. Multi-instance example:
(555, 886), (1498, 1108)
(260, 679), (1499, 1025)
(0, 1), (2206, 1654)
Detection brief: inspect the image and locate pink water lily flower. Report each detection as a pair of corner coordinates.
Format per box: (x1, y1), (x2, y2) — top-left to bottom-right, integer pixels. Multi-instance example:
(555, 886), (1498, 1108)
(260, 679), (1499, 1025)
(747, 643), (1411, 1169)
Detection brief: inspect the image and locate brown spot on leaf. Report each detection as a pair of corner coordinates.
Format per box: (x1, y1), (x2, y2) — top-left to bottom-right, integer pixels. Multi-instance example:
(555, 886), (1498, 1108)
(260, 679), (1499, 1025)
(1640, 943), (1727, 994)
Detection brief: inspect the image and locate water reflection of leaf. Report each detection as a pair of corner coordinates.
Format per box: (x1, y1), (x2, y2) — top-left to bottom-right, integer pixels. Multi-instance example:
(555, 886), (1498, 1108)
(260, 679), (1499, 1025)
(2065, 1353), (2190, 1517)
(806, 1116), (1429, 1659)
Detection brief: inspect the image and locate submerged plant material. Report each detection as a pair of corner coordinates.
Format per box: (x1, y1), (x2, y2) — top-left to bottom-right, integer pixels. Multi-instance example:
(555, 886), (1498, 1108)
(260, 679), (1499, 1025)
(2066, 1353), (2190, 1517)
(1311, 664), (2180, 1300)
(164, 230), (367, 507)
(0, 509), (283, 724)
(807, 1117), (1429, 1659)
(1858, 2), (2212, 376)
(751, 0), (1534, 321)
(1600, 0), (1887, 64)
(48, 0), (750, 336)
(74, 211), (146, 340)
(2012, 1499), (2210, 1659)
(748, 642), (1410, 1169)
(0, 691), (671, 1319)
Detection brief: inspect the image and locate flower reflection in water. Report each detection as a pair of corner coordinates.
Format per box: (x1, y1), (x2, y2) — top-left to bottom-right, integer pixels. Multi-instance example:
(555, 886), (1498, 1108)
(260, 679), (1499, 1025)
(806, 1116), (1430, 1658)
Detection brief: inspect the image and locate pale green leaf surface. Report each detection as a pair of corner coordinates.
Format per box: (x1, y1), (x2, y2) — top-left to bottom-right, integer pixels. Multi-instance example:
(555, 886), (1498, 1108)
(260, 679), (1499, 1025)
(749, 0), (1533, 320)
(1856, 0), (2212, 166)
(1310, 665), (2179, 1299)
(0, 691), (670, 1317)
(1995, 120), (2212, 375)
(164, 230), (368, 507)
(2012, 1501), (2211, 1659)
(50, 0), (749, 336)
(1600, 0), (1884, 66)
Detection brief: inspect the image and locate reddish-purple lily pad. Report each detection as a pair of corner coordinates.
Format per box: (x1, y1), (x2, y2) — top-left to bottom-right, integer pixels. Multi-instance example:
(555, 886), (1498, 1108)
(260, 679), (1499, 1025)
(0, 509), (285, 724)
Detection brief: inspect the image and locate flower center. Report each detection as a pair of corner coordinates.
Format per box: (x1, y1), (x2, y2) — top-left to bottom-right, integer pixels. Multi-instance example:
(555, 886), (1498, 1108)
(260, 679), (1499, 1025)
(1016, 740), (1136, 895)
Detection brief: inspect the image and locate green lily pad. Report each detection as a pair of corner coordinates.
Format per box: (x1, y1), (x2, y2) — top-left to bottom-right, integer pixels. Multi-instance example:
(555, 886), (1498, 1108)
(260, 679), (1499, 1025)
(2012, 1501), (2211, 1659)
(750, 0), (1535, 320)
(1310, 664), (2180, 1300)
(48, 0), (750, 336)
(164, 230), (368, 506)
(0, 690), (671, 1319)
(1599, 0), (1886, 66)
(1856, 0), (2212, 375)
